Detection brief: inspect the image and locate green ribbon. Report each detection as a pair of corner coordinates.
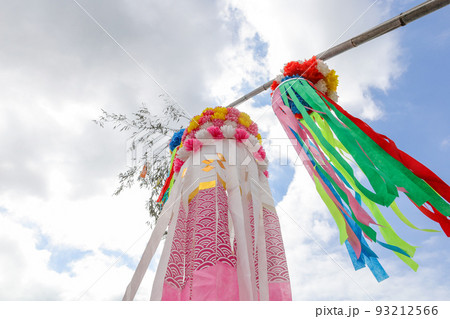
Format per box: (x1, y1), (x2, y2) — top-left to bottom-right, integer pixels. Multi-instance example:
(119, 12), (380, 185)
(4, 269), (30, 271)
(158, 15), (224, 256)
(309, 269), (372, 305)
(280, 79), (449, 216)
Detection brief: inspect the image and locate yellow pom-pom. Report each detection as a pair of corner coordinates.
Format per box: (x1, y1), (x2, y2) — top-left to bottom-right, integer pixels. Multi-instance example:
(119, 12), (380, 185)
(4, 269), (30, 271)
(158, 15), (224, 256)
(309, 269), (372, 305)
(256, 133), (262, 144)
(187, 115), (201, 132)
(192, 115), (202, 125)
(214, 106), (228, 115)
(325, 69), (339, 92)
(211, 111), (226, 121)
(238, 112), (252, 128)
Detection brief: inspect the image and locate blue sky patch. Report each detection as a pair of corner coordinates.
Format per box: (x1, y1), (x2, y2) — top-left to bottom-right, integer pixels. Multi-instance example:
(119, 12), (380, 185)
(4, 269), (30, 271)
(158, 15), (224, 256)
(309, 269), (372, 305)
(48, 248), (92, 274)
(36, 233), (92, 274)
(268, 161), (295, 204)
(246, 32), (268, 61)
(100, 248), (137, 269)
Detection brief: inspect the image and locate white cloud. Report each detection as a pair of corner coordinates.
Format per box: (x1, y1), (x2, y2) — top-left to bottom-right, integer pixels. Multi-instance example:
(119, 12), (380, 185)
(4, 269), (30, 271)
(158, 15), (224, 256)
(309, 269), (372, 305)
(0, 212), (152, 300)
(223, 0), (404, 120)
(0, 0), (229, 300)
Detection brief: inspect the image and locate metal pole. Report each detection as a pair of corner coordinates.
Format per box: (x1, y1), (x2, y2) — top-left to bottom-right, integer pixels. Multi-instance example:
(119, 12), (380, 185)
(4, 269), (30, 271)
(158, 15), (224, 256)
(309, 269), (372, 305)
(226, 0), (450, 108)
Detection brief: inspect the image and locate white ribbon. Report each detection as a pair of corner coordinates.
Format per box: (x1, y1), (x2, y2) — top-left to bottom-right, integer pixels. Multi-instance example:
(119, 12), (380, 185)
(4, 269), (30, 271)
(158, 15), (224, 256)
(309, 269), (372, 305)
(122, 171), (184, 301)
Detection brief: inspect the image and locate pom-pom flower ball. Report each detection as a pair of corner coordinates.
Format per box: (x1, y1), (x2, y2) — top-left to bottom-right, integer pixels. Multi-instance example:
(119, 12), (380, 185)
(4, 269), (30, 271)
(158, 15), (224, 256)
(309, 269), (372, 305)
(271, 56), (339, 102)
(172, 106), (268, 174)
(169, 128), (185, 152)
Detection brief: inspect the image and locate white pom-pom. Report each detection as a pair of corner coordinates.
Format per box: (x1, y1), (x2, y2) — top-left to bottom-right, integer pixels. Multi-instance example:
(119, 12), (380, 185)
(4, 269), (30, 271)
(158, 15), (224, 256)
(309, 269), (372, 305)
(327, 90), (339, 102)
(315, 79), (327, 93)
(223, 120), (237, 128)
(199, 122), (213, 130)
(221, 125), (236, 139)
(195, 128), (212, 140)
(317, 60), (331, 77)
(176, 147), (189, 160)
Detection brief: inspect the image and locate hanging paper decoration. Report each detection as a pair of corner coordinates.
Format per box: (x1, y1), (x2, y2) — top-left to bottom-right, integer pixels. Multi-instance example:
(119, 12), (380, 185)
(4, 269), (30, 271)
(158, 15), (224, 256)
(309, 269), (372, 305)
(139, 164), (147, 179)
(271, 56), (450, 281)
(123, 107), (292, 301)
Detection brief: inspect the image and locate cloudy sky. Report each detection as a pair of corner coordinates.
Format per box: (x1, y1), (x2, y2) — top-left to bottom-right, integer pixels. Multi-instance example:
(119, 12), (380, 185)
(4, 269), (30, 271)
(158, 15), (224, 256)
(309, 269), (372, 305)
(0, 0), (449, 301)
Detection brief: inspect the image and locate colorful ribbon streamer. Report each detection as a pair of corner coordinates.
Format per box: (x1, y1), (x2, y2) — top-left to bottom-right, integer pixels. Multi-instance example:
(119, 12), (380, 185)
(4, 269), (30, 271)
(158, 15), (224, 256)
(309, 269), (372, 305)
(272, 77), (449, 280)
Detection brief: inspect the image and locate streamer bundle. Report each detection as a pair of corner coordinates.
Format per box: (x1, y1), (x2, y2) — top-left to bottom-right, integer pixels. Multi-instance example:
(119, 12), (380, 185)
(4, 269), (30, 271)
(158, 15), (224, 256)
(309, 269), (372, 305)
(271, 56), (450, 281)
(123, 107), (292, 300)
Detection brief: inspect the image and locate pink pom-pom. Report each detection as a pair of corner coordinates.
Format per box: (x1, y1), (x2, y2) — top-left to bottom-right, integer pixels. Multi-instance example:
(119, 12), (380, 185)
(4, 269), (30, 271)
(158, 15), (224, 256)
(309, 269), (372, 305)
(181, 128), (189, 142)
(257, 146), (266, 160)
(254, 152), (263, 161)
(226, 113), (239, 122)
(188, 128), (199, 138)
(198, 115), (211, 126)
(248, 122), (258, 136)
(263, 170), (269, 178)
(253, 146), (266, 161)
(192, 139), (203, 152)
(207, 126), (224, 139)
(211, 118), (224, 127)
(184, 138), (203, 152)
(184, 139), (194, 151)
(226, 108), (240, 122)
(235, 128), (249, 143)
(173, 158), (184, 173)
(227, 107), (240, 117)
(203, 109), (215, 116)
